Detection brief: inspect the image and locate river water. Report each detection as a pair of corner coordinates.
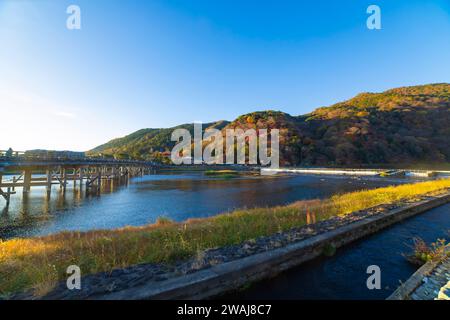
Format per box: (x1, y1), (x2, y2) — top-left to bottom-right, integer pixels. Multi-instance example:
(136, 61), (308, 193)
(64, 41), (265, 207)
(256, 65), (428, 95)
(229, 203), (450, 300)
(1, 171), (449, 300)
(0, 172), (419, 239)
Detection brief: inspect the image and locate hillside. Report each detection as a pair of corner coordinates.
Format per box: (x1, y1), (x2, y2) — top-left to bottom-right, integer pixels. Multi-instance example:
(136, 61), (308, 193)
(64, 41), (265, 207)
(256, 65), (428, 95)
(88, 121), (230, 162)
(299, 83), (450, 165)
(90, 83), (450, 166)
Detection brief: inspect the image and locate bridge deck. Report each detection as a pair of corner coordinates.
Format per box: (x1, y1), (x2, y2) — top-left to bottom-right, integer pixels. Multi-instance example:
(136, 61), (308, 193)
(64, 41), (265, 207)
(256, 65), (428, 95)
(0, 158), (157, 170)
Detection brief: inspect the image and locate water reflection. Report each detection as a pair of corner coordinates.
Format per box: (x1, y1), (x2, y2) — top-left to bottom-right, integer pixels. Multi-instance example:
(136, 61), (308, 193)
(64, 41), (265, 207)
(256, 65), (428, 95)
(0, 172), (422, 239)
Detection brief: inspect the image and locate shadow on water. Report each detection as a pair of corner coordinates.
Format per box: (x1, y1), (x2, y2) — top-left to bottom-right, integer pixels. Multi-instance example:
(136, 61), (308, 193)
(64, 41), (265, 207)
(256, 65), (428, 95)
(0, 172), (428, 239)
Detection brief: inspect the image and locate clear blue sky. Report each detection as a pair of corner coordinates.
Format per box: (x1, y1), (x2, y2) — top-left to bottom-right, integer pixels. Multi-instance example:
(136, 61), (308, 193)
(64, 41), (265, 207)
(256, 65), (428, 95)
(1, 0), (449, 151)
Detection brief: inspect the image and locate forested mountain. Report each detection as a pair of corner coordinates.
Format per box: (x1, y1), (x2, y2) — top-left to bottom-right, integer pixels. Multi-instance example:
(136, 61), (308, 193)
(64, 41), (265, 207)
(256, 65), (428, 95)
(90, 83), (450, 166)
(88, 121), (230, 162)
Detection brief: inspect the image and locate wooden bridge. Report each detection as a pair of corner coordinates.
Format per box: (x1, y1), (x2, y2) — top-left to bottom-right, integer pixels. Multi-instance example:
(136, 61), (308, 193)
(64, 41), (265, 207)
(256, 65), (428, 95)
(0, 151), (158, 207)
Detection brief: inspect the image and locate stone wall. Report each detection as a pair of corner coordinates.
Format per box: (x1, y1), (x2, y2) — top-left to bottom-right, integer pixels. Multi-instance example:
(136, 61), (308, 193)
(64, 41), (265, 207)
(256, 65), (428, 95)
(388, 248), (450, 300)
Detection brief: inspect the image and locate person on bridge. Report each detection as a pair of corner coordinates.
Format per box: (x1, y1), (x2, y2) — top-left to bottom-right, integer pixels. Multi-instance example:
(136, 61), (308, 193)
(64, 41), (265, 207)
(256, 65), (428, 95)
(5, 148), (13, 159)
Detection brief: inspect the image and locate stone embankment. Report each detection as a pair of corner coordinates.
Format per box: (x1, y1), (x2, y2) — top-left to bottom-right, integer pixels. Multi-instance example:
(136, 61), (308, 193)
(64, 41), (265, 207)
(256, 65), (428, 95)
(15, 192), (450, 300)
(388, 248), (450, 300)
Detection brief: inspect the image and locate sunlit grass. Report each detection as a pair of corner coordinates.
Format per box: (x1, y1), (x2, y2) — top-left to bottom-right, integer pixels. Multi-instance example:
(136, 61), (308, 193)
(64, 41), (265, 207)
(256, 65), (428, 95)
(1, 178), (450, 298)
(204, 170), (240, 178)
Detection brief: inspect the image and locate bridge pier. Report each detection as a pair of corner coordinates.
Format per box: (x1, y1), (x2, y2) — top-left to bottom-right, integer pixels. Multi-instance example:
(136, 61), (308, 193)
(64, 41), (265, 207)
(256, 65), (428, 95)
(6, 187), (11, 206)
(59, 167), (68, 193)
(46, 169), (52, 198)
(0, 156), (156, 205)
(0, 173), (13, 206)
(23, 169), (31, 194)
(97, 167), (102, 193)
(79, 168), (84, 187)
(73, 168), (77, 188)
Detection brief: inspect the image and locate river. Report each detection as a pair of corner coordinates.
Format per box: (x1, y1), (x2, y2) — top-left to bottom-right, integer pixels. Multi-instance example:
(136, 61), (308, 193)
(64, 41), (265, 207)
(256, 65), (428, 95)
(0, 172), (420, 239)
(2, 171), (449, 300)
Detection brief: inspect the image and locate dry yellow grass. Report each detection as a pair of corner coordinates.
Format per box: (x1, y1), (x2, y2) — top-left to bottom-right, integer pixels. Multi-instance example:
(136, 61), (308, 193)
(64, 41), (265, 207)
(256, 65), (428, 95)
(1, 178), (450, 298)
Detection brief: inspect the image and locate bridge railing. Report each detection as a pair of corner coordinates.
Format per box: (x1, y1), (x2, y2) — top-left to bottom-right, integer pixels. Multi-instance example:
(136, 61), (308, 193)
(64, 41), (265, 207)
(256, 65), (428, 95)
(0, 150), (25, 157)
(0, 151), (156, 166)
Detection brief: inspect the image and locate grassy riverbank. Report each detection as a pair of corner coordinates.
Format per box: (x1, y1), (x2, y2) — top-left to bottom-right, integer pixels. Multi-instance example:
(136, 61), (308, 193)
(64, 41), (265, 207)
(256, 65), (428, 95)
(1, 179), (450, 297)
(205, 169), (238, 175)
(204, 169), (241, 178)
